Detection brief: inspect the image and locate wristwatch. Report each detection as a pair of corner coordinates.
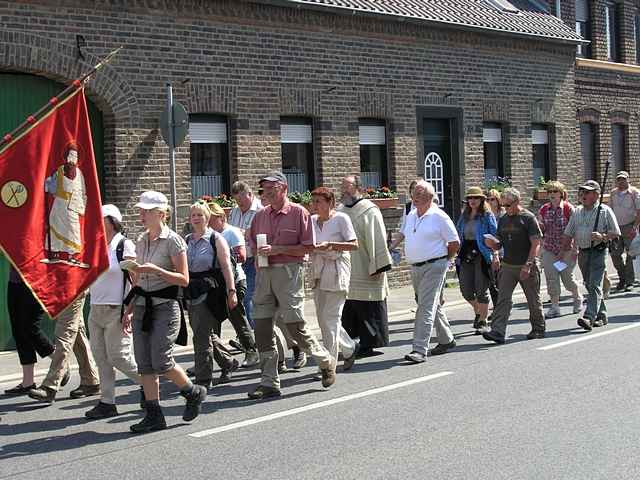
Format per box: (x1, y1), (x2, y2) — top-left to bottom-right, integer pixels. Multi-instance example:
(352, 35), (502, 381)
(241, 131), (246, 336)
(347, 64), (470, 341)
(227, 289), (236, 295)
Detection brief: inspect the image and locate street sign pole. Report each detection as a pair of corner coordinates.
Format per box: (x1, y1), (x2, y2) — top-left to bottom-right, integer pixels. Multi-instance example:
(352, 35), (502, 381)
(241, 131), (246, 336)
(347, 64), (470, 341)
(166, 82), (178, 232)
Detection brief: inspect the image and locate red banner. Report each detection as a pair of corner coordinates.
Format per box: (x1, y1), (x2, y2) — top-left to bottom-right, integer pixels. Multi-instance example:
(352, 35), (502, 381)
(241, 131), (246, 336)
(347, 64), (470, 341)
(0, 88), (108, 318)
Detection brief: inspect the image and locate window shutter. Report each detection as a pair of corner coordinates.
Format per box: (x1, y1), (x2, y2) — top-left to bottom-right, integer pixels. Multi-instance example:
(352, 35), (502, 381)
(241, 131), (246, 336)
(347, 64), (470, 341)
(483, 127), (502, 143)
(576, 0), (589, 22)
(359, 125), (386, 145)
(281, 124), (312, 144)
(189, 122), (227, 144)
(532, 129), (548, 145)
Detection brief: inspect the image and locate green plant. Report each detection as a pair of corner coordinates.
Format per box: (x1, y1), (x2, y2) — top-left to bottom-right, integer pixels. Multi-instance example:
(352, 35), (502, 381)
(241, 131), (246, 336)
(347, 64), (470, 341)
(287, 190), (312, 205)
(484, 176), (512, 193)
(535, 176), (547, 191)
(364, 186), (397, 199)
(198, 194), (236, 208)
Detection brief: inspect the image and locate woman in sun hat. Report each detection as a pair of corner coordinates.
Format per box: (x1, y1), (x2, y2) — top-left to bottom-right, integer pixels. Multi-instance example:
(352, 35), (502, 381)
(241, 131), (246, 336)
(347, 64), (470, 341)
(122, 191), (207, 433)
(455, 186), (497, 334)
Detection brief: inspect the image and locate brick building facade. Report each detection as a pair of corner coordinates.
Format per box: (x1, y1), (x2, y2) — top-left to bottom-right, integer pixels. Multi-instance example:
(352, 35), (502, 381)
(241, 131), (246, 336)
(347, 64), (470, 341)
(0, 0), (586, 347)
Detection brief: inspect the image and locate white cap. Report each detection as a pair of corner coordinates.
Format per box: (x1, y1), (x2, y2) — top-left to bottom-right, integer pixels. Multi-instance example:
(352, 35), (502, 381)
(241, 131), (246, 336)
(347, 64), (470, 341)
(135, 191), (169, 210)
(101, 204), (122, 222)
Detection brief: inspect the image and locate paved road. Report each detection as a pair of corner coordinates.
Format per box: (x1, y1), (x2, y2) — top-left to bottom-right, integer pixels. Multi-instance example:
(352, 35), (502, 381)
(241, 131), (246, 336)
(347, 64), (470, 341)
(1, 288), (640, 480)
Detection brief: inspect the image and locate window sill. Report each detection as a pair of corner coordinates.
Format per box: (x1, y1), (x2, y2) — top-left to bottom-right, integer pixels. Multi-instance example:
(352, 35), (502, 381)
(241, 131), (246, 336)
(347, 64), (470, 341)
(576, 58), (640, 74)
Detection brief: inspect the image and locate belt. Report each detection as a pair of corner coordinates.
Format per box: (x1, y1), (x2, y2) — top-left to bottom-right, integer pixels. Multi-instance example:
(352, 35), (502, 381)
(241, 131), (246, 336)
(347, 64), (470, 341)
(411, 255), (448, 267)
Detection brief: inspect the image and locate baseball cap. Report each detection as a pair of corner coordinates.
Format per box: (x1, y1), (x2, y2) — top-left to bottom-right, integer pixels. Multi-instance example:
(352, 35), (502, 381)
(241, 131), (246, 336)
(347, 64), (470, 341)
(101, 204), (122, 222)
(135, 191), (169, 210)
(579, 180), (601, 192)
(259, 171), (288, 185)
(616, 171), (630, 179)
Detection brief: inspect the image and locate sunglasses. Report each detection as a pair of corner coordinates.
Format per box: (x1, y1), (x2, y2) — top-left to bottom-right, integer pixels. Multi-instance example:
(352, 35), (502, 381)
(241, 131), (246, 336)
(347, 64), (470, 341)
(466, 196), (483, 200)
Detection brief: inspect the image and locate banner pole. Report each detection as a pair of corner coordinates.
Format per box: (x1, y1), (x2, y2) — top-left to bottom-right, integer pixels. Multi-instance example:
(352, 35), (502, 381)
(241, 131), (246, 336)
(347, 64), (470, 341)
(0, 46), (123, 150)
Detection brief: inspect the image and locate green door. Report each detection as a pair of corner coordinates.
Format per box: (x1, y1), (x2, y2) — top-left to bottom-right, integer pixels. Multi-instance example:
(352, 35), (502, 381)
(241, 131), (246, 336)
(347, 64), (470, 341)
(0, 73), (104, 351)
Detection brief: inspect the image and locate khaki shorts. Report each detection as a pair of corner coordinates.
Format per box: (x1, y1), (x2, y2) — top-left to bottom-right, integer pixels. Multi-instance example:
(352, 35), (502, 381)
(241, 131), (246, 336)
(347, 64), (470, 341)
(253, 263), (305, 324)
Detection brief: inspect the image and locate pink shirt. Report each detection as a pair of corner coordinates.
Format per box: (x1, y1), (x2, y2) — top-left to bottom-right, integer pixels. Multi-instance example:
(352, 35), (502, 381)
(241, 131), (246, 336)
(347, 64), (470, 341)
(248, 200), (314, 265)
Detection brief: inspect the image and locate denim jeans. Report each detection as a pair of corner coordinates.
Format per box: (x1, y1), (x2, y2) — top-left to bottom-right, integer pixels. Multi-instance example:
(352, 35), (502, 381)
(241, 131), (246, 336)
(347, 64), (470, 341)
(243, 257), (256, 328)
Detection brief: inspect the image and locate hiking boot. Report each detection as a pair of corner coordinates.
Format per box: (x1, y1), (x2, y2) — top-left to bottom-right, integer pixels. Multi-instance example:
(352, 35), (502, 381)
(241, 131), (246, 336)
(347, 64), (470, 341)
(241, 351), (260, 368)
(85, 401), (118, 420)
(292, 347), (307, 369)
(70, 384), (101, 399)
(181, 385), (207, 422)
(404, 351), (427, 363)
(430, 340), (456, 355)
(545, 306), (561, 319)
(130, 402), (167, 433)
(526, 330), (546, 340)
(28, 385), (56, 404)
(472, 314), (480, 330)
(247, 385), (282, 400)
(482, 330), (506, 345)
(216, 358), (240, 384)
(577, 317), (592, 331)
(320, 367), (336, 388)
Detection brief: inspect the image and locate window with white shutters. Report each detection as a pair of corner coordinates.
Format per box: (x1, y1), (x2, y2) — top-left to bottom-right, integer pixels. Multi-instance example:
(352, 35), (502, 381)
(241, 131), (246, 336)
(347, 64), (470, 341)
(281, 117), (314, 192)
(483, 122), (504, 184)
(359, 120), (387, 189)
(532, 125), (550, 185)
(189, 115), (229, 199)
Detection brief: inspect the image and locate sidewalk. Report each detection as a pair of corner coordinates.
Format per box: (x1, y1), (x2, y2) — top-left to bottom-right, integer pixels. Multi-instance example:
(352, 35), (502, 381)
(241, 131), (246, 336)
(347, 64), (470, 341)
(0, 257), (620, 384)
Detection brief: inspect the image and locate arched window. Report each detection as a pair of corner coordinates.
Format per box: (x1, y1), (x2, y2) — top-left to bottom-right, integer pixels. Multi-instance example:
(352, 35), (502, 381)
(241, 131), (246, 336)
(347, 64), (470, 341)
(424, 151), (444, 207)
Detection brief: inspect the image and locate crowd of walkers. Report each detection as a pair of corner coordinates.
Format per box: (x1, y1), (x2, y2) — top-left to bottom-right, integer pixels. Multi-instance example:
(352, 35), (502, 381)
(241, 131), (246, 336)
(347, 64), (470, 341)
(5, 169), (639, 432)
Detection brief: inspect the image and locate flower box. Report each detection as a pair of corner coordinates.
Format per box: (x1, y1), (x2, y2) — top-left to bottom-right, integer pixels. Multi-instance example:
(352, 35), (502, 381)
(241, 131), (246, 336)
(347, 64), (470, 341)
(370, 197), (400, 209)
(533, 190), (548, 201)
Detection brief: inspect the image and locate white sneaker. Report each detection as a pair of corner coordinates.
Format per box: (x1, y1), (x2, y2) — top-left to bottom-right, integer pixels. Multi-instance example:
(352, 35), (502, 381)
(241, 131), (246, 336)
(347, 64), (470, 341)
(545, 306), (561, 319)
(573, 297), (583, 314)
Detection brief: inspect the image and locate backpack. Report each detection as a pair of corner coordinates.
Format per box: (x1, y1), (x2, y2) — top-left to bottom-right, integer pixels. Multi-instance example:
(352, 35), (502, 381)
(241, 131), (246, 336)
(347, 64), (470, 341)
(209, 231), (238, 285)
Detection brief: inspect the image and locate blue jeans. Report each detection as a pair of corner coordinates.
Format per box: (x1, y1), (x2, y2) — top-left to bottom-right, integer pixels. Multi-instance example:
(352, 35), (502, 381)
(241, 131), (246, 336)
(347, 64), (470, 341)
(243, 257), (256, 328)
(578, 248), (607, 320)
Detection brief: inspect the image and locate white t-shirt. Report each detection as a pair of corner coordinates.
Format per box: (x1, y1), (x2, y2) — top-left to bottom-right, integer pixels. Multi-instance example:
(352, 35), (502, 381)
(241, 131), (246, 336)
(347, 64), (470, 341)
(221, 224), (246, 282)
(90, 232), (136, 305)
(312, 212), (357, 243)
(401, 204), (459, 264)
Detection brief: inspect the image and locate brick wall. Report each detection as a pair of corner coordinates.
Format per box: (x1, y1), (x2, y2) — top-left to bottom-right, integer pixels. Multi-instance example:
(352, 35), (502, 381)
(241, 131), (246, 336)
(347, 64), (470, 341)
(0, 0), (578, 287)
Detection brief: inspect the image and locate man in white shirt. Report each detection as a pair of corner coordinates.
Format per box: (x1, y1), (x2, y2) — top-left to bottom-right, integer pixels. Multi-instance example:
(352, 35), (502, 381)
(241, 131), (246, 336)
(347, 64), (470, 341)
(401, 181), (460, 363)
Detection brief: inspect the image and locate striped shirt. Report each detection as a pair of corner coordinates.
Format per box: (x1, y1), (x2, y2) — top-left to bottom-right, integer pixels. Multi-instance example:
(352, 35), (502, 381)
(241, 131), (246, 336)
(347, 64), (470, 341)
(228, 196), (262, 258)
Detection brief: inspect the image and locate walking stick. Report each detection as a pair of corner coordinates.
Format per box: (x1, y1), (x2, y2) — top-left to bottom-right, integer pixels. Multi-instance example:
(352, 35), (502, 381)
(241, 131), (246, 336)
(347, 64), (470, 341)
(592, 157), (611, 249)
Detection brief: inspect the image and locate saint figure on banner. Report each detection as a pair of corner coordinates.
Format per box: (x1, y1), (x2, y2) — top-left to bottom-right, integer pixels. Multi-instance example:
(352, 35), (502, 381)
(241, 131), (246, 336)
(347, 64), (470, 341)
(42, 141), (89, 268)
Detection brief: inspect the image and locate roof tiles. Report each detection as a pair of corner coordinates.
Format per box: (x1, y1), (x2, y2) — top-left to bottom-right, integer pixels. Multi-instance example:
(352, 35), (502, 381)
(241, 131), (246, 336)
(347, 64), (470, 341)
(274, 0), (584, 43)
